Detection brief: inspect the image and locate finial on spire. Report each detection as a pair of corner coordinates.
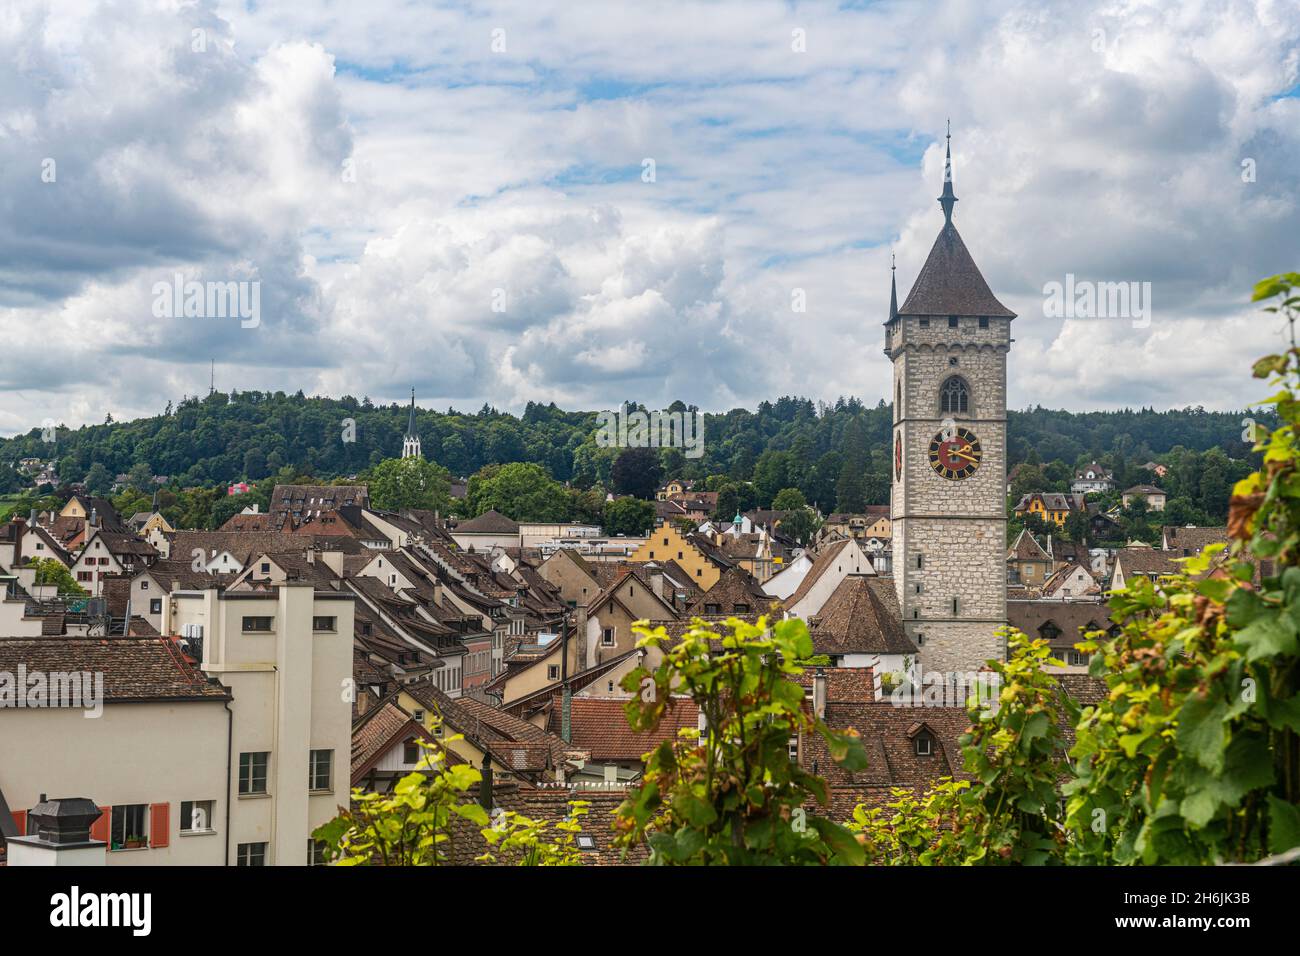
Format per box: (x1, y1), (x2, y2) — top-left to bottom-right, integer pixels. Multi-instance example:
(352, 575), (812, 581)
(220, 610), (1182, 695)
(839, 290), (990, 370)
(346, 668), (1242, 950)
(889, 251), (898, 320)
(939, 120), (957, 224)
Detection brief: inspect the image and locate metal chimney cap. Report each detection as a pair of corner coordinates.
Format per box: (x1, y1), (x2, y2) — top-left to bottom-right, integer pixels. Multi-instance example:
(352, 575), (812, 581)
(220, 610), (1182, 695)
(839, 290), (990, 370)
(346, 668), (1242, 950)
(27, 797), (103, 845)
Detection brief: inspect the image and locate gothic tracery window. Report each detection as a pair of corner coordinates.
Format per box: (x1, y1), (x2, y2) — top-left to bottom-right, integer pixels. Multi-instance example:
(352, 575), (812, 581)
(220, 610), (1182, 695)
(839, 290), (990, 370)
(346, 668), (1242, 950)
(940, 376), (969, 414)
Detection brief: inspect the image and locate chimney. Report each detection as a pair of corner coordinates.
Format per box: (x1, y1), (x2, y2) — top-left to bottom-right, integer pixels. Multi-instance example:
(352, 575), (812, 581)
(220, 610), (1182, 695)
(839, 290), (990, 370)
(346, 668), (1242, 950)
(575, 604), (589, 669)
(89, 507), (98, 528)
(432, 580), (444, 605)
(478, 752), (493, 810)
(649, 565), (664, 600)
(28, 507), (37, 526)
(6, 797), (106, 866)
(319, 549), (344, 577)
(812, 668), (827, 721)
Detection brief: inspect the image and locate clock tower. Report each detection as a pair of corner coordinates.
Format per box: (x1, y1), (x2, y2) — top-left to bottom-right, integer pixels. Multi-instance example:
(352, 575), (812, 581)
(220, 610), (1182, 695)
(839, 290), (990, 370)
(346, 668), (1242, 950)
(885, 128), (1013, 676)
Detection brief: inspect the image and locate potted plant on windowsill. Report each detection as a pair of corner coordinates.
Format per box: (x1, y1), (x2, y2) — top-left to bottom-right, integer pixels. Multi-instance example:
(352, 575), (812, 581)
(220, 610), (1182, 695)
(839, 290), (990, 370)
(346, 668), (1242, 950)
(124, 834), (146, 849)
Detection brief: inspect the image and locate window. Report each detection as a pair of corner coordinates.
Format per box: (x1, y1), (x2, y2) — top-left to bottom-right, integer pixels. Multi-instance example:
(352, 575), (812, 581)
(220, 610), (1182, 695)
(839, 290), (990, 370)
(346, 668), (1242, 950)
(309, 839), (328, 866)
(412, 709), (425, 723)
(360, 622), (372, 636)
(914, 582), (923, 594)
(576, 835), (596, 851)
(149, 598), (162, 614)
(919, 317), (930, 328)
(548, 664), (559, 680)
(403, 739), (420, 763)
(916, 554), (924, 570)
(239, 752), (268, 795)
(788, 736), (799, 760)
(309, 750), (333, 792)
(602, 627), (615, 647)
(607, 680), (615, 692)
(260, 562), (270, 573)
(237, 842), (267, 866)
(733, 603), (750, 614)
(948, 315), (958, 328)
(704, 603), (721, 615)
(77, 571), (93, 582)
(140, 580), (149, 590)
(1067, 649), (1090, 667)
(242, 616), (273, 633)
(312, 616), (337, 632)
(952, 597), (960, 616)
(979, 316), (989, 328)
(110, 804), (147, 849)
(915, 735), (933, 756)
(940, 376), (969, 414)
(180, 800), (215, 833)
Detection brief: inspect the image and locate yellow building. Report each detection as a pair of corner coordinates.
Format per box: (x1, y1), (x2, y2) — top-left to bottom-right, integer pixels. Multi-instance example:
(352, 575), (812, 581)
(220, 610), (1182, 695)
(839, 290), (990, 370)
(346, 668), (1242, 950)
(1012, 492), (1085, 528)
(629, 525), (720, 590)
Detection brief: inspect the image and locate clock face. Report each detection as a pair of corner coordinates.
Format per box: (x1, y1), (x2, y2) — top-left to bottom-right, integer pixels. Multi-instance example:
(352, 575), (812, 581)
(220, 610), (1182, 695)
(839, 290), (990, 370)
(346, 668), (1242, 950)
(929, 427), (982, 480)
(894, 432), (902, 480)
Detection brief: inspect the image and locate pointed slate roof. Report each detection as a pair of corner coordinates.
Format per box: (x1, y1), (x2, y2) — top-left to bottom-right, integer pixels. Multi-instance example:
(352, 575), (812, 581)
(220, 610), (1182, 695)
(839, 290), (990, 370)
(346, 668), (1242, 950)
(808, 574), (915, 656)
(897, 221), (1015, 318)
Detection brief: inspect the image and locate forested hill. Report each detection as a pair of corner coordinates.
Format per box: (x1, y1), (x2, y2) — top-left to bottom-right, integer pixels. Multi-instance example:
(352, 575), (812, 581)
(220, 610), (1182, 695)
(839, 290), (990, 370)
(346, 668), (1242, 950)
(0, 389), (1267, 499)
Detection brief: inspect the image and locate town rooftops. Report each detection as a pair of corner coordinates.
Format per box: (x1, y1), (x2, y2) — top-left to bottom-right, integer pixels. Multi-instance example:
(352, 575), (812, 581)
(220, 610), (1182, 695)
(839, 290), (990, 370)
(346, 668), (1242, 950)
(0, 637), (230, 702)
(453, 509), (520, 535)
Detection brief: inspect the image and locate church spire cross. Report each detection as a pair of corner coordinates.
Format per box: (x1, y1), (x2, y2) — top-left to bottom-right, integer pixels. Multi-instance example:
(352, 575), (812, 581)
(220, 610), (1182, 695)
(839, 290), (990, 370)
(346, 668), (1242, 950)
(939, 120), (957, 224)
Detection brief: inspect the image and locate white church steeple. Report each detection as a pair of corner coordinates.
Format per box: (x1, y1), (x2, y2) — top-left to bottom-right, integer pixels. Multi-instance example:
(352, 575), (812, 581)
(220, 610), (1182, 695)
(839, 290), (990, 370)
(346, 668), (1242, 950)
(402, 388), (422, 459)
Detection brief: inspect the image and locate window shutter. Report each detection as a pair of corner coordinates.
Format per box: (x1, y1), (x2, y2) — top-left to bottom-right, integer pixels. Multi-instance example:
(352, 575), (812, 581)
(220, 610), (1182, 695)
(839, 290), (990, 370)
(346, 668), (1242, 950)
(11, 810), (26, 836)
(149, 802), (170, 848)
(90, 805), (110, 843)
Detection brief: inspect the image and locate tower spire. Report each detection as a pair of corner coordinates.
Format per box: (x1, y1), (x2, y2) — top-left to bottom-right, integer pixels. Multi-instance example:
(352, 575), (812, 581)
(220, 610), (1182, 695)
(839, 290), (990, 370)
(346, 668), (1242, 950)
(402, 387), (422, 459)
(889, 251), (898, 320)
(938, 119), (957, 224)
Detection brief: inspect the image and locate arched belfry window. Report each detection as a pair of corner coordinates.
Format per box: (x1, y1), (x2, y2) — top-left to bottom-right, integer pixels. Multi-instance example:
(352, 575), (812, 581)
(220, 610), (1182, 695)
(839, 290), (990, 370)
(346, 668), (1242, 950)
(940, 376), (969, 415)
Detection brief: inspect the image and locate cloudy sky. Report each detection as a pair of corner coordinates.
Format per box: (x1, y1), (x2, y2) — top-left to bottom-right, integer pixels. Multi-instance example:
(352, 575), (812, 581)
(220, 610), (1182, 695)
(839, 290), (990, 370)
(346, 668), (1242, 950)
(1, 0), (1298, 435)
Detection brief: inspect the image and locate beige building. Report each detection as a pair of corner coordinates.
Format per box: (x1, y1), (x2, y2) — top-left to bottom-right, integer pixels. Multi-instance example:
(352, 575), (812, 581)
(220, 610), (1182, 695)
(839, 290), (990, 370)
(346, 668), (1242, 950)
(0, 637), (232, 865)
(167, 583), (354, 865)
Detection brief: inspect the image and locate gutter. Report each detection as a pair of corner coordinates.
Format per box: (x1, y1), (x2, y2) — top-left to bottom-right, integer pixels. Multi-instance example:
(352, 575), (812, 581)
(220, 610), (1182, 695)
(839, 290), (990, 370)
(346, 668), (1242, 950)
(224, 697), (233, 867)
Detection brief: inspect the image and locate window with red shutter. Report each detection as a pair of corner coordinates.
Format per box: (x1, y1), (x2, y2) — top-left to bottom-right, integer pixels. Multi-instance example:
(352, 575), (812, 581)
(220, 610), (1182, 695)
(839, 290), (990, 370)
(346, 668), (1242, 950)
(11, 810), (25, 836)
(149, 802), (169, 848)
(89, 805), (110, 843)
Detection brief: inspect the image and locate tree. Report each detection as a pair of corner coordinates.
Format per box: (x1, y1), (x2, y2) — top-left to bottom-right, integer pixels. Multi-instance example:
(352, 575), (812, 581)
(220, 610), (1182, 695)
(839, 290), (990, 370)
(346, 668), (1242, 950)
(243, 448), (267, 481)
(779, 506), (820, 545)
(26, 558), (87, 596)
(771, 487), (807, 511)
(368, 457), (452, 512)
(604, 497), (655, 537)
(83, 462), (111, 495)
(753, 450), (800, 507)
(610, 447), (663, 500)
(126, 461), (154, 496)
(467, 462), (569, 522)
(615, 616), (868, 864)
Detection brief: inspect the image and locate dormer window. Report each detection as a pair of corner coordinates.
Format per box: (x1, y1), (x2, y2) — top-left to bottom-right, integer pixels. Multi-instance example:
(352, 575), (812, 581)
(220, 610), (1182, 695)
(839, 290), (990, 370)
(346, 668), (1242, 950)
(915, 734), (933, 756)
